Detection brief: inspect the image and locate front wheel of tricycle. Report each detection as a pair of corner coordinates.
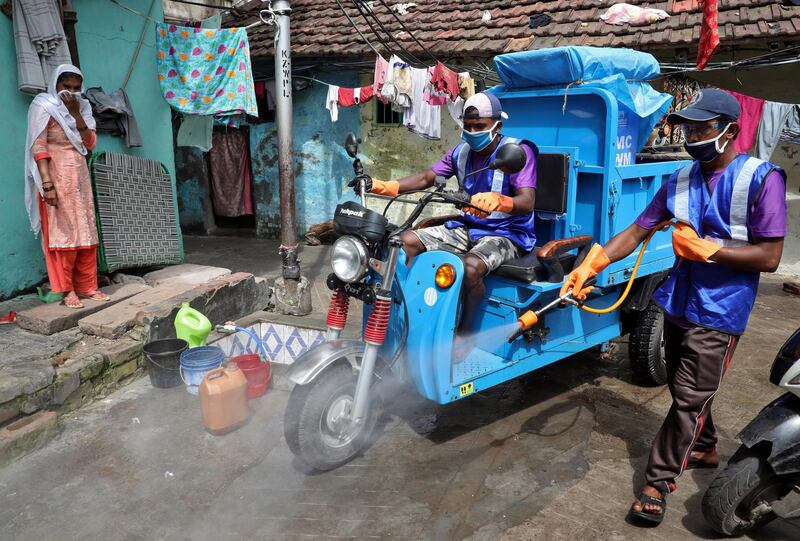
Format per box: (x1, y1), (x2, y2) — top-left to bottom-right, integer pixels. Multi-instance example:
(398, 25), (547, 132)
(628, 301), (667, 386)
(284, 363), (380, 472)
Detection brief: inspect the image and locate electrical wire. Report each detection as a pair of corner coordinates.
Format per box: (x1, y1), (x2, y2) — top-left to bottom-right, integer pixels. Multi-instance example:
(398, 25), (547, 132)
(375, 0), (436, 64)
(350, 0), (423, 67)
(169, 0), (231, 9)
(109, 0), (159, 23)
(333, 0), (381, 57)
(355, 1), (427, 67)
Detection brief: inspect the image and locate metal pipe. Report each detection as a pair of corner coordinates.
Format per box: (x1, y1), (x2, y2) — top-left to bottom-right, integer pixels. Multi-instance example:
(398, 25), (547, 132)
(273, 0), (301, 285)
(61, 0), (80, 68)
(351, 342), (378, 425)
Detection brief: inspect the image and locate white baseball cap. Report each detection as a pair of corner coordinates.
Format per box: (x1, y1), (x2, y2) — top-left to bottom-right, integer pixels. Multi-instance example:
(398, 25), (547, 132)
(461, 92), (509, 120)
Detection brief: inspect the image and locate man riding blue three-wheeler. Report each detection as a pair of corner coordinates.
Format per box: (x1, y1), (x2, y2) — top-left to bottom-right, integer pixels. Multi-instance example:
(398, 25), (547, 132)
(355, 92), (539, 356)
(561, 89), (788, 525)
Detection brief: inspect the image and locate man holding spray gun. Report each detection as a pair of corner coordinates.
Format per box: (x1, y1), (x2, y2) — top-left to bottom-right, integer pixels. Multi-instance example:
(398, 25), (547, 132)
(561, 89), (787, 525)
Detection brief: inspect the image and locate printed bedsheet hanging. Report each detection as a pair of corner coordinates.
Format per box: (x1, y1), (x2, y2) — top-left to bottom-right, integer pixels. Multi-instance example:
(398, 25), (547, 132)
(155, 23), (258, 123)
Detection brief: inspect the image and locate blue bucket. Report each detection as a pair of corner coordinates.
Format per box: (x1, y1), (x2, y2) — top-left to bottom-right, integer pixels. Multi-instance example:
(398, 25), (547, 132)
(179, 346), (224, 395)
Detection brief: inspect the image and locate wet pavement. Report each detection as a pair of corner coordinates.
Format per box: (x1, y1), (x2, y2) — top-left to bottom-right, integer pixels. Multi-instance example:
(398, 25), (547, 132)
(1, 276), (799, 540)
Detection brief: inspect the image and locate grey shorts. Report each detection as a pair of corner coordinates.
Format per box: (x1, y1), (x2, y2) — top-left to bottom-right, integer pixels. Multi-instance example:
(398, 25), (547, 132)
(410, 225), (521, 273)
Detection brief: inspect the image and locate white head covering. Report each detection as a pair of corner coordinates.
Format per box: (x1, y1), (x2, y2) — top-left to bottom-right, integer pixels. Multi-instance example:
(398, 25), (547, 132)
(24, 64), (96, 235)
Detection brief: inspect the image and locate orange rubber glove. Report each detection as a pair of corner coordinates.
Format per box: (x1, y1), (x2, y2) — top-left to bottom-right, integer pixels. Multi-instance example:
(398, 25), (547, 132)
(465, 192), (514, 218)
(672, 222), (721, 262)
(371, 179), (400, 197)
(559, 243), (611, 300)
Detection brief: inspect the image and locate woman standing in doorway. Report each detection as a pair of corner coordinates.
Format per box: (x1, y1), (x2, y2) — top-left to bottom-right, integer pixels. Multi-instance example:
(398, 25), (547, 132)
(24, 64), (110, 309)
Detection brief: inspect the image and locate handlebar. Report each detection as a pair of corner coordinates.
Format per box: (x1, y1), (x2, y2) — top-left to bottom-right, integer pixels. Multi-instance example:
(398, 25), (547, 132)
(392, 188), (484, 234)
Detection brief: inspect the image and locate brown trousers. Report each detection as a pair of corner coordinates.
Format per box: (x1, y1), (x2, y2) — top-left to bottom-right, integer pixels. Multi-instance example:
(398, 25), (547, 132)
(645, 321), (738, 495)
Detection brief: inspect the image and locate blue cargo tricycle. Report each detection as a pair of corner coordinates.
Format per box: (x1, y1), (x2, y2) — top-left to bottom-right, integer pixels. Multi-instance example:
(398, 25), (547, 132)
(284, 51), (689, 471)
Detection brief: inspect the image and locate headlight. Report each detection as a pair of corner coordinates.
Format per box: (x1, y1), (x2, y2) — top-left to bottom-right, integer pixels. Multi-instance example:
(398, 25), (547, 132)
(331, 236), (369, 283)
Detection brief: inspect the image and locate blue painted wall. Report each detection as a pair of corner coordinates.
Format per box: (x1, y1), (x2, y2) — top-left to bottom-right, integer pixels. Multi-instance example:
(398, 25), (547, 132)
(0, 1), (177, 299)
(249, 71), (362, 238)
(0, 15), (47, 298)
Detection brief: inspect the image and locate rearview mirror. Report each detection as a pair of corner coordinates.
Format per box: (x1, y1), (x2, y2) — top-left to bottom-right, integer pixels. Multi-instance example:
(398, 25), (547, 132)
(491, 143), (526, 174)
(344, 132), (359, 158)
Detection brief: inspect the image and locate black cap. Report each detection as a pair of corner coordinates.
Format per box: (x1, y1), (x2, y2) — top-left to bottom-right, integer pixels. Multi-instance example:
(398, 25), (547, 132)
(666, 88), (741, 125)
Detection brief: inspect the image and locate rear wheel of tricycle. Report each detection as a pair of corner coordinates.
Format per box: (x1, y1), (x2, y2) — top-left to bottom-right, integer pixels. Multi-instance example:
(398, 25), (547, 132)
(628, 302), (667, 386)
(284, 363), (380, 472)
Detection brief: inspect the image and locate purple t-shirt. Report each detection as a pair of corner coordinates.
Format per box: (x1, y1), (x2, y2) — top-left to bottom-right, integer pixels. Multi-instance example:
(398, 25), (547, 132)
(431, 143), (538, 193)
(635, 169), (787, 238)
(635, 166), (786, 328)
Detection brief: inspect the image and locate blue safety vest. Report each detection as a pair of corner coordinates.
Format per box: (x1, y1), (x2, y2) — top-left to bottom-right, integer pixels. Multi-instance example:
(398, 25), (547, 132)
(445, 135), (539, 251)
(652, 154), (784, 335)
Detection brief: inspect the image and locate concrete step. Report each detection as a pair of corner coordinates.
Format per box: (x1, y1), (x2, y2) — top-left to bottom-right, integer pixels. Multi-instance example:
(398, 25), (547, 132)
(15, 283), (151, 336)
(143, 264), (230, 287)
(0, 410), (57, 468)
(78, 273), (271, 340)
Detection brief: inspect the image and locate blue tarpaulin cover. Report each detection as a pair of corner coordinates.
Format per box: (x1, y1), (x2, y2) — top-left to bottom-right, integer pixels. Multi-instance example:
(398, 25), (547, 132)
(493, 46), (672, 151)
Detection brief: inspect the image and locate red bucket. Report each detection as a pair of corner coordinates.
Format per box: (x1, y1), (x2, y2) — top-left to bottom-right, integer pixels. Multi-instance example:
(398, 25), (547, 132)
(229, 354), (271, 399)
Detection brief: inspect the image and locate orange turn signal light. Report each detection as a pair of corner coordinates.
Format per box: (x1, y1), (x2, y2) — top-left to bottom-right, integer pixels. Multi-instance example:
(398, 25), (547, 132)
(435, 264), (456, 289)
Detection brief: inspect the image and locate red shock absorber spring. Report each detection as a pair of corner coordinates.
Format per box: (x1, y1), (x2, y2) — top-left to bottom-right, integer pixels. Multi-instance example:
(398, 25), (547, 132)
(364, 297), (391, 345)
(326, 290), (350, 330)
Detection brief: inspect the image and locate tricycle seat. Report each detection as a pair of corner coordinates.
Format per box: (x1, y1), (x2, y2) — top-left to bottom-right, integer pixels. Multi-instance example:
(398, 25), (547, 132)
(496, 234), (593, 283)
(494, 250), (576, 283)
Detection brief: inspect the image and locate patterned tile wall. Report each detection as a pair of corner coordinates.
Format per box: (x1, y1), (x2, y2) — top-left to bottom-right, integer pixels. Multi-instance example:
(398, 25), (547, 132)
(210, 322), (326, 364)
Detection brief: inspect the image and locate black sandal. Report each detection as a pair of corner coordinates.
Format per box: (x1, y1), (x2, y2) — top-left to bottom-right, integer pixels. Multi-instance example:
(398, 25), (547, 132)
(630, 492), (666, 524)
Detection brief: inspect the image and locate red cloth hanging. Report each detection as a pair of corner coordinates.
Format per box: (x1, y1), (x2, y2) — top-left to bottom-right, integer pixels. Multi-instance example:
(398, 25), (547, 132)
(697, 0), (719, 70)
(430, 62), (459, 102)
(337, 86), (375, 108)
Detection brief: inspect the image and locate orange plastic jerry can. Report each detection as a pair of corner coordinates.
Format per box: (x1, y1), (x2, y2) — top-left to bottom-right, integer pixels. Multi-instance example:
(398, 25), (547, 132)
(199, 366), (249, 435)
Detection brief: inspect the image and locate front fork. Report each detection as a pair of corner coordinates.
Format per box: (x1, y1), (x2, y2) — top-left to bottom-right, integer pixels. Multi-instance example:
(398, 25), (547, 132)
(322, 239), (400, 426)
(353, 239), (400, 425)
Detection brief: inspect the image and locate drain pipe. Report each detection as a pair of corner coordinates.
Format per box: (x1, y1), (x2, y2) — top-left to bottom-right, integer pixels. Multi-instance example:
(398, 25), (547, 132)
(272, 0), (311, 315)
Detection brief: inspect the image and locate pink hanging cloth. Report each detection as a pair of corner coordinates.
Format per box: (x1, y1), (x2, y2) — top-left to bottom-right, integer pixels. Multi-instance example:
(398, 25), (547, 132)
(725, 90), (765, 153)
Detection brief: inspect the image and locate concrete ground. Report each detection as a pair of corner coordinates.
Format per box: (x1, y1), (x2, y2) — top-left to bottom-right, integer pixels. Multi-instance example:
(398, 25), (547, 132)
(2, 251), (799, 539)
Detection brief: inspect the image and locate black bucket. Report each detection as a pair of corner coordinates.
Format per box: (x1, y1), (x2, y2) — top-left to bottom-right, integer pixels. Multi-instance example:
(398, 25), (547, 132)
(143, 339), (188, 389)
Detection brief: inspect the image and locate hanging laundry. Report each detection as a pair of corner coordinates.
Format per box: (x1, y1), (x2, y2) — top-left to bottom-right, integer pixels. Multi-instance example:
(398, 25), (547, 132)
(447, 96), (464, 129)
(380, 55), (412, 109)
(780, 106), (800, 145)
(337, 86), (375, 107)
(155, 23), (258, 121)
(755, 102), (796, 160)
(214, 114), (244, 128)
(373, 55), (390, 104)
(12, 0), (72, 95)
(256, 79), (275, 111)
(208, 129), (254, 217)
(430, 62), (459, 102)
(458, 72), (475, 100)
(177, 114), (213, 151)
(697, 0), (720, 70)
(724, 90), (764, 153)
(600, 3), (669, 26)
(424, 67), (448, 106)
(403, 67), (440, 140)
(85, 87), (143, 148)
(326, 85), (340, 122)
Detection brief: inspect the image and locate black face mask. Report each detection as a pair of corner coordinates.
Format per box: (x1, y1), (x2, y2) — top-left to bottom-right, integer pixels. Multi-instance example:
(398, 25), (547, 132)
(684, 123), (732, 162)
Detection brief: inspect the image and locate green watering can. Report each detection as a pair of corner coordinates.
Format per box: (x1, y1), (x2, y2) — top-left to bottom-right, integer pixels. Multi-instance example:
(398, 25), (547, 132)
(174, 302), (212, 348)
